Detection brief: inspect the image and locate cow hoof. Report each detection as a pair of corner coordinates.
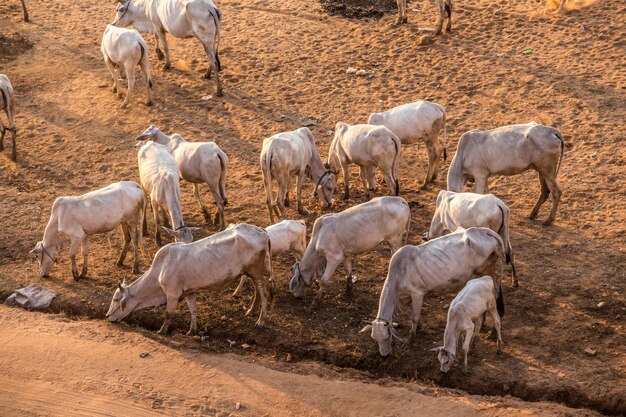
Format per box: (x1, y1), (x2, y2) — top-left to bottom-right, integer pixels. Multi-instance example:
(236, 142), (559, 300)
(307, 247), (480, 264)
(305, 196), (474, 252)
(298, 207), (310, 216)
(162, 63), (171, 70)
(145, 100), (153, 107)
(203, 71), (211, 79)
(186, 330), (196, 336)
(215, 90), (224, 97)
(156, 49), (165, 61)
(133, 268), (143, 275)
(72, 273), (80, 281)
(120, 103), (128, 109)
(254, 321), (264, 328)
(542, 219), (554, 226)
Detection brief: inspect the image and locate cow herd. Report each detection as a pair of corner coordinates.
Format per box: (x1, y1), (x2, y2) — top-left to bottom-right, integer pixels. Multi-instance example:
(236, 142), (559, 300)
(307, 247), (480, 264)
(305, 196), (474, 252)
(4, 0), (567, 375)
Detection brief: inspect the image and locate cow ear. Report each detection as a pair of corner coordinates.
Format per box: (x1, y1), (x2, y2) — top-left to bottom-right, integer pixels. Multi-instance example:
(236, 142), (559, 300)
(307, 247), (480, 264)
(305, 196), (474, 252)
(390, 327), (404, 343)
(289, 274), (299, 292)
(161, 226), (176, 237)
(359, 324), (372, 334)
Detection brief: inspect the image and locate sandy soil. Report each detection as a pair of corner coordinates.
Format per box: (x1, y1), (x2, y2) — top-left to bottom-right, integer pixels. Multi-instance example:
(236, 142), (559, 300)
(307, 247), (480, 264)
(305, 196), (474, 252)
(0, 306), (606, 416)
(0, 0), (624, 414)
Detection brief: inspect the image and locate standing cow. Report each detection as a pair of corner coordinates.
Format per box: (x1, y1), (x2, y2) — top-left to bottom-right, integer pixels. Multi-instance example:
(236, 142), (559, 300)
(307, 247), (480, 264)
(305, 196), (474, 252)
(426, 190), (518, 286)
(327, 122), (401, 201)
(447, 122), (564, 225)
(368, 101), (447, 189)
(290, 196), (411, 306)
(112, 0), (223, 96)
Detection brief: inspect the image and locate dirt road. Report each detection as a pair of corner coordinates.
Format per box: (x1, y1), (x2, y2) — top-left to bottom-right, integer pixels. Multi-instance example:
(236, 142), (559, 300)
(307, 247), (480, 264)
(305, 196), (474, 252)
(0, 306), (604, 416)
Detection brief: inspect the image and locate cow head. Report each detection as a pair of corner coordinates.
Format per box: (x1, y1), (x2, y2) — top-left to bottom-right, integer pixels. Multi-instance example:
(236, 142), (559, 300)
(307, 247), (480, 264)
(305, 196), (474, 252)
(313, 171), (336, 209)
(106, 281), (131, 322)
(112, 0), (133, 27)
(360, 319), (403, 357)
(162, 226), (202, 244)
(364, 166), (377, 192)
(430, 346), (456, 373)
(29, 241), (58, 278)
(289, 262), (308, 299)
(135, 125), (161, 149)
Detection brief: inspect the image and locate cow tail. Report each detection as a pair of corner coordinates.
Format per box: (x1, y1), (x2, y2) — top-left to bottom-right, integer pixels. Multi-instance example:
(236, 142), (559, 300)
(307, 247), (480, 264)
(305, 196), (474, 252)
(266, 237), (276, 306)
(403, 211), (411, 246)
(217, 151), (228, 206)
(496, 280), (505, 318)
(263, 149), (274, 221)
(555, 129), (565, 177)
(440, 104), (448, 161)
(209, 6), (222, 72)
(446, 134), (465, 192)
(138, 40), (153, 89)
(139, 189), (147, 256)
(391, 134), (400, 196)
(497, 204), (512, 265)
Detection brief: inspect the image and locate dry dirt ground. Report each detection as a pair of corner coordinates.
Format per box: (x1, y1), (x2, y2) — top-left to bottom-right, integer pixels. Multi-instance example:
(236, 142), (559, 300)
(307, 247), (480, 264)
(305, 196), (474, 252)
(0, 0), (624, 415)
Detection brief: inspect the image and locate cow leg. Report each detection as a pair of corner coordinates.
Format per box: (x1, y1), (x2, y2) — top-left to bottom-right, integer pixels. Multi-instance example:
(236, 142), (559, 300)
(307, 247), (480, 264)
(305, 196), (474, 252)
(152, 200), (162, 246)
(232, 276), (247, 297)
(245, 275), (260, 316)
(120, 63), (135, 108)
(312, 258), (341, 308)
(296, 170), (309, 215)
(252, 271), (271, 328)
(394, 0), (403, 25)
(434, 6), (445, 35)
(489, 308), (503, 352)
(445, 1), (452, 32)
(277, 177), (288, 220)
(206, 178), (226, 230)
(0, 121), (4, 151)
(193, 183), (211, 223)
(543, 176), (561, 226)
(387, 234), (404, 255)
(359, 167), (370, 199)
(341, 161), (350, 201)
(529, 176), (549, 220)
(69, 238), (81, 280)
(154, 33), (164, 61)
(130, 219), (142, 274)
(200, 43), (223, 97)
(104, 58), (121, 97)
(284, 177), (291, 207)
(461, 327), (473, 373)
(20, 0), (29, 22)
(408, 292), (425, 342)
(472, 175), (489, 194)
(158, 293), (180, 335)
(142, 192), (149, 237)
(117, 223), (131, 267)
(79, 237), (89, 279)
(185, 294), (198, 336)
(382, 167), (397, 196)
(343, 257), (354, 296)
(422, 143), (439, 189)
(156, 30), (171, 69)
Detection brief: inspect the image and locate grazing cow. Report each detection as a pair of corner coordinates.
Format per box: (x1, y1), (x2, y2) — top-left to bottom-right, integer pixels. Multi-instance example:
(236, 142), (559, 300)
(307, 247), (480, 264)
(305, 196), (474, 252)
(106, 223), (275, 333)
(112, 0), (223, 96)
(394, 0), (452, 35)
(29, 181), (144, 280)
(368, 101), (447, 189)
(0, 74), (17, 161)
(361, 227), (505, 357)
(290, 197), (411, 306)
(232, 219), (307, 296)
(447, 122), (565, 225)
(136, 140), (199, 245)
(327, 122), (401, 201)
(261, 127), (336, 224)
(426, 190), (518, 286)
(101, 25), (153, 109)
(432, 276), (503, 373)
(136, 125), (228, 230)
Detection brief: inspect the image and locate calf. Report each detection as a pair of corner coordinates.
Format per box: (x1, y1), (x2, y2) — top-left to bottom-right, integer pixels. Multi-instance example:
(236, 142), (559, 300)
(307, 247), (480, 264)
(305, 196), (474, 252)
(432, 276), (503, 373)
(290, 196), (410, 306)
(232, 219), (307, 296)
(136, 140), (198, 245)
(368, 101), (447, 189)
(261, 127), (336, 224)
(0, 74), (17, 161)
(101, 25), (153, 108)
(327, 122), (401, 201)
(426, 190), (517, 286)
(106, 224), (274, 333)
(29, 181), (144, 280)
(361, 227), (505, 356)
(136, 125), (228, 230)
(447, 122), (564, 225)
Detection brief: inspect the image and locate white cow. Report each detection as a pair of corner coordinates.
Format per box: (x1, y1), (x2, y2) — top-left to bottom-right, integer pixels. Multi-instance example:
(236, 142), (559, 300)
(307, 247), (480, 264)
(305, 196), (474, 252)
(290, 197), (411, 306)
(112, 0), (223, 96)
(0, 74), (17, 161)
(368, 101), (447, 189)
(361, 227), (505, 357)
(232, 219), (307, 297)
(261, 127), (336, 224)
(327, 122), (401, 201)
(29, 181), (145, 280)
(447, 122), (564, 225)
(136, 140), (198, 246)
(432, 276), (503, 373)
(106, 223), (274, 333)
(394, 0), (452, 35)
(101, 25), (153, 109)
(136, 125), (228, 230)
(426, 190), (518, 286)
